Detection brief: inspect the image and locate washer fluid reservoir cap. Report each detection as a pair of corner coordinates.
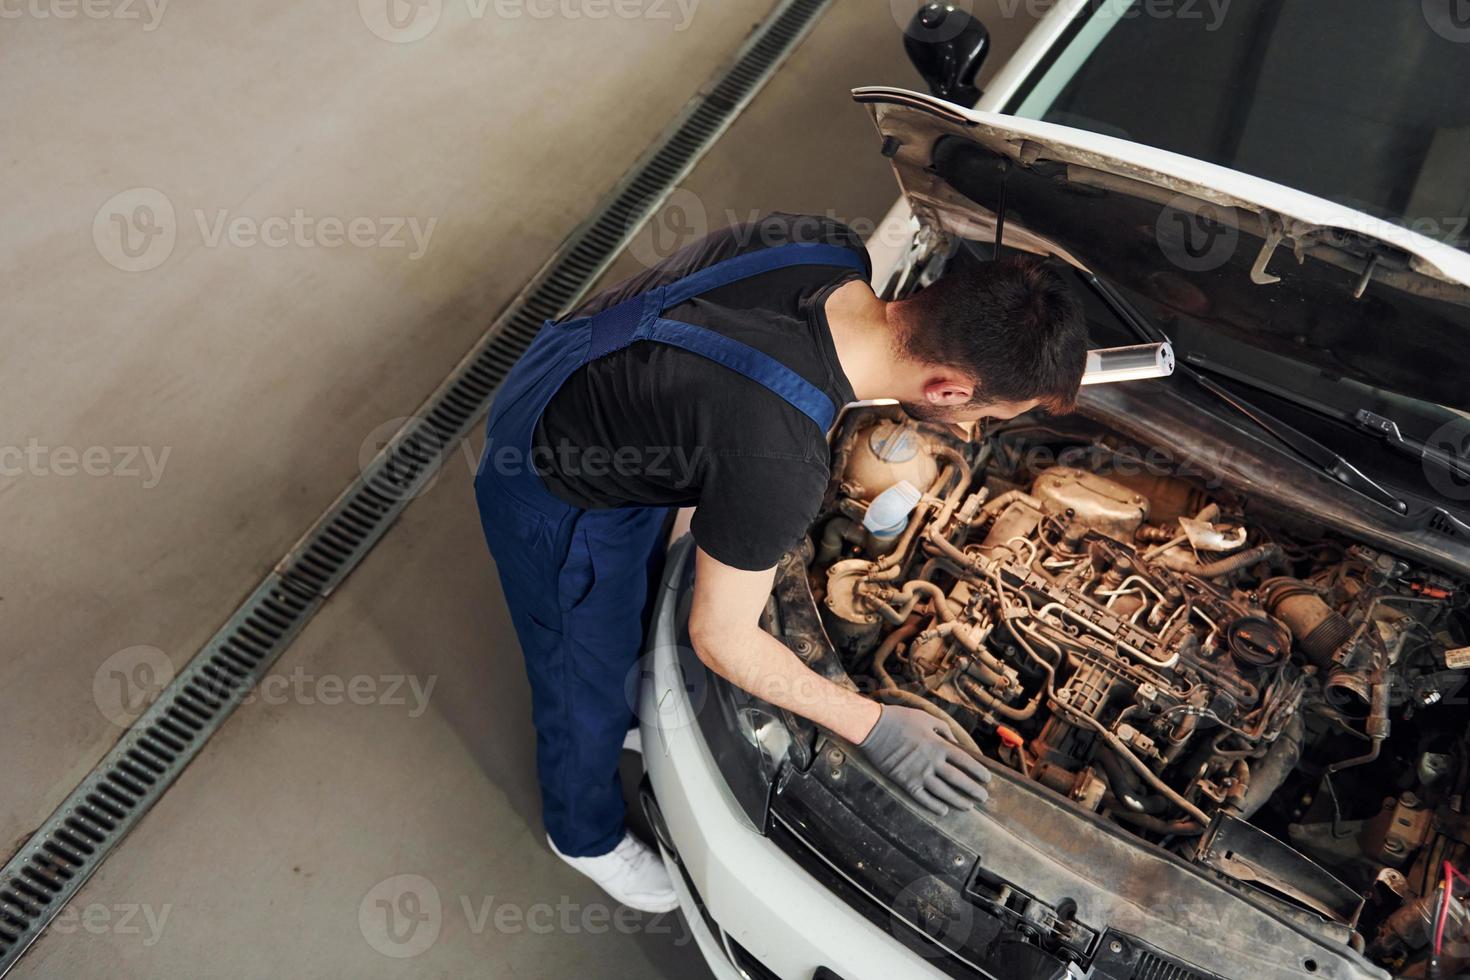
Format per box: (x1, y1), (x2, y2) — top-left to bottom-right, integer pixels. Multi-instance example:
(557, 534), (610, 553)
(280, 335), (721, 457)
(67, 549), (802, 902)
(863, 480), (922, 537)
(869, 421), (921, 462)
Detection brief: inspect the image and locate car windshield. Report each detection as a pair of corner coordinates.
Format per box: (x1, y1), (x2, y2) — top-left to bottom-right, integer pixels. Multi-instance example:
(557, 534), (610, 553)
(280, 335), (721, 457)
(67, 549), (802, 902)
(1006, 0), (1470, 252)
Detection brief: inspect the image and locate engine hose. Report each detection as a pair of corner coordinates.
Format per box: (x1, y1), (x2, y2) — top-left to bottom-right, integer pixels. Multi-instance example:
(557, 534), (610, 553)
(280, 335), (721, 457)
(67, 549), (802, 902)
(956, 673), (1041, 722)
(815, 516), (857, 566)
(874, 687), (984, 755)
(876, 464), (965, 573)
(1104, 798), (1205, 837)
(1080, 716), (1211, 826)
(871, 618), (923, 691)
(902, 580), (957, 621)
(931, 445), (972, 498)
(1236, 709), (1304, 819)
(1158, 543), (1283, 578)
(1097, 745), (1166, 814)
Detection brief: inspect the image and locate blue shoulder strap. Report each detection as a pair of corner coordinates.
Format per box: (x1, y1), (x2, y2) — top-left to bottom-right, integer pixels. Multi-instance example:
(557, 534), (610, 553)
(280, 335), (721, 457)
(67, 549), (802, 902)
(586, 241), (867, 432)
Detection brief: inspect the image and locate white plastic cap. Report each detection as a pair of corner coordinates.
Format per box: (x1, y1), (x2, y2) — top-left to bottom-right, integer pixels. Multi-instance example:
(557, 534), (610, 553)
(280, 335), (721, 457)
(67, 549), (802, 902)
(863, 480), (922, 538)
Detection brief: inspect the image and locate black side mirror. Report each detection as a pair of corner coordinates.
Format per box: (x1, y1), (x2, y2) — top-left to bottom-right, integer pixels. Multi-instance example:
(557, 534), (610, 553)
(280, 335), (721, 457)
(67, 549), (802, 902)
(903, 4), (990, 108)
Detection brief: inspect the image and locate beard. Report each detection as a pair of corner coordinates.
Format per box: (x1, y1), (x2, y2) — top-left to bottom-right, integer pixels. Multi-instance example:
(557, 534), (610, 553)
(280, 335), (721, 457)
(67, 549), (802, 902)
(897, 399), (976, 424)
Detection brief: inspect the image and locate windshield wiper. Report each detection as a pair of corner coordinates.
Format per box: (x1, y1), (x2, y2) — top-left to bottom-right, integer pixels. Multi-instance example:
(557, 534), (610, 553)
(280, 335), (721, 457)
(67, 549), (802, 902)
(1356, 409), (1470, 484)
(1080, 273), (1408, 515)
(1183, 351), (1470, 488)
(1190, 374), (1407, 513)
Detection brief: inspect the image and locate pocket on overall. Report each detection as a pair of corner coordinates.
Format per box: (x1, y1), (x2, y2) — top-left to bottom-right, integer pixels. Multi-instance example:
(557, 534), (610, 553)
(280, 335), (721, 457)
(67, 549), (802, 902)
(562, 508), (662, 627)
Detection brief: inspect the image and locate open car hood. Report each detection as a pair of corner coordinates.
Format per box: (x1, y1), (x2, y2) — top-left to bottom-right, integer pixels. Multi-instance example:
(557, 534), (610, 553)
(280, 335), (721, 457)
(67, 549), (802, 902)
(855, 87), (1470, 413)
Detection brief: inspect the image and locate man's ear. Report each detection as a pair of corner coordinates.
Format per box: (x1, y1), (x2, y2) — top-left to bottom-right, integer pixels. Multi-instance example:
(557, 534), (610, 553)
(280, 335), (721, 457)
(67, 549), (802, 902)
(922, 376), (974, 405)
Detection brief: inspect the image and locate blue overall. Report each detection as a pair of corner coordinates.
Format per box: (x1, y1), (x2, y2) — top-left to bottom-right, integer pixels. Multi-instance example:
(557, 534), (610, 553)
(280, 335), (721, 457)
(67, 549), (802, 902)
(474, 242), (866, 856)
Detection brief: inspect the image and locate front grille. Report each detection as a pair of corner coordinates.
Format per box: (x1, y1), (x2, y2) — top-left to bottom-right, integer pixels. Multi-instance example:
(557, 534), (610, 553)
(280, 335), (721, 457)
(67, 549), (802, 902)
(1130, 951), (1215, 980)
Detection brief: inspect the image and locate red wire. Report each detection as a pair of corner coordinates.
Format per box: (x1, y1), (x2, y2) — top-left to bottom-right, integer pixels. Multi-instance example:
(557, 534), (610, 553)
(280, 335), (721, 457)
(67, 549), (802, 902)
(1436, 860), (1464, 956)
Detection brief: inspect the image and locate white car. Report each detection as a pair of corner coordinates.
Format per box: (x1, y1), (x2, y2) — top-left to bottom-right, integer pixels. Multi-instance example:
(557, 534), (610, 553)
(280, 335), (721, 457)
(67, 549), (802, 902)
(638, 3), (1470, 978)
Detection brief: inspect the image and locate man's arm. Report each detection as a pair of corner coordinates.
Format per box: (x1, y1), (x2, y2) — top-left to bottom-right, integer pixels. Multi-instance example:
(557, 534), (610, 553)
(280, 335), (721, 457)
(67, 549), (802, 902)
(686, 545), (991, 815)
(687, 545), (880, 744)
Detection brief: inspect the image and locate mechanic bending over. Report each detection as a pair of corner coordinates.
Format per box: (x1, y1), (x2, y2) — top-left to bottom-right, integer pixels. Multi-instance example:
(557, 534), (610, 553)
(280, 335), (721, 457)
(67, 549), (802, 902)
(473, 212), (1087, 911)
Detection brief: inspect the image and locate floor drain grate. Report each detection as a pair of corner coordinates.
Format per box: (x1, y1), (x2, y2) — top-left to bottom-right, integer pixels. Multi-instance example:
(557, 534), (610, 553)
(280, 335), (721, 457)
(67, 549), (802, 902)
(0, 0), (832, 972)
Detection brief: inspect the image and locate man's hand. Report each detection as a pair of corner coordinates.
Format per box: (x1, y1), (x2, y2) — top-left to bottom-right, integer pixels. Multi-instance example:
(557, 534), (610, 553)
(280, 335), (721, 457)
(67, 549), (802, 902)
(688, 546), (880, 745)
(855, 705), (991, 816)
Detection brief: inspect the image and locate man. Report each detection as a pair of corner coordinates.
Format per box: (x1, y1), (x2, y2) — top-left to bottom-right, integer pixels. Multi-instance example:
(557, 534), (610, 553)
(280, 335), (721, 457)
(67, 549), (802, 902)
(474, 213), (1087, 911)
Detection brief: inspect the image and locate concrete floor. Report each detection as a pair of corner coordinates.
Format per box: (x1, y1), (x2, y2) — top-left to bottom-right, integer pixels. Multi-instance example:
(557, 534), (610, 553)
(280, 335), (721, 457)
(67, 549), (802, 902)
(3, 1), (1037, 976)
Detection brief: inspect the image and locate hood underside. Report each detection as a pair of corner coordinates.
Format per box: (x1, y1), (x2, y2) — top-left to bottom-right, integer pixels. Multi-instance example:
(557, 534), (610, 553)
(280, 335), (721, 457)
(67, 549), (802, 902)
(856, 87), (1470, 413)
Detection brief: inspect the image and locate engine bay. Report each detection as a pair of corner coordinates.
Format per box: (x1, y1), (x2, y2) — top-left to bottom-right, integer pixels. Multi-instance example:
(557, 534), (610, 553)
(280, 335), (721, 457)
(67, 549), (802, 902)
(805, 405), (1470, 975)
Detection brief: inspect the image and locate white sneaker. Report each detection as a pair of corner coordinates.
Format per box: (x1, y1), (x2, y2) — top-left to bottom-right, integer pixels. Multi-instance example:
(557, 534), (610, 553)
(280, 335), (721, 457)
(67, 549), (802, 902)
(548, 830), (679, 913)
(622, 727), (642, 754)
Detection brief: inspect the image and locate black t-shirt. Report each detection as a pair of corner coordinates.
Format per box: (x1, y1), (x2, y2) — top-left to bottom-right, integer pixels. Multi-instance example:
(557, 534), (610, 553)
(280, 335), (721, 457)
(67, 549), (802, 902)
(532, 213), (869, 570)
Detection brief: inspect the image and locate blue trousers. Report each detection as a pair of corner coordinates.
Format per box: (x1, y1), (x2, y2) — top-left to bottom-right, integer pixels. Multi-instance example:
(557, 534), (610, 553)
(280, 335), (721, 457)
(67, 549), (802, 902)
(476, 463), (666, 857)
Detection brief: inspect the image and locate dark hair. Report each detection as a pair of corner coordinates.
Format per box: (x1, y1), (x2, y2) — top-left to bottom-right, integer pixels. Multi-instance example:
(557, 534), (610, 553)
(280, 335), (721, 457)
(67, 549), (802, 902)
(894, 253), (1087, 413)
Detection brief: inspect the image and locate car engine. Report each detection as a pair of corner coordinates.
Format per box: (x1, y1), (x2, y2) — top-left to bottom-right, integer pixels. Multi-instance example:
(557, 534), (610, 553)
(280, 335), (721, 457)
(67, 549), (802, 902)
(805, 404), (1470, 975)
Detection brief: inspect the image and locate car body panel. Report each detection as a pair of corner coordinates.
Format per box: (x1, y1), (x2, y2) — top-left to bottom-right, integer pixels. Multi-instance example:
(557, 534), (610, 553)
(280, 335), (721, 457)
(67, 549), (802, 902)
(639, 536), (954, 980)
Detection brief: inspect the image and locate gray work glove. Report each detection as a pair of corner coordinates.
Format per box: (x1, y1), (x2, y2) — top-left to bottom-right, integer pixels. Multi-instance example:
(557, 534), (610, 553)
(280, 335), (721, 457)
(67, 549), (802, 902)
(856, 705), (991, 816)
